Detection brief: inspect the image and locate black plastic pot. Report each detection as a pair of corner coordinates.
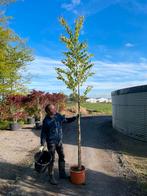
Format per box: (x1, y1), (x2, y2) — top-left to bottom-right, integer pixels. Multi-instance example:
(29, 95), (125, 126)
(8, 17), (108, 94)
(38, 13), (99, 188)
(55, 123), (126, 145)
(10, 122), (20, 131)
(27, 117), (35, 124)
(35, 121), (41, 129)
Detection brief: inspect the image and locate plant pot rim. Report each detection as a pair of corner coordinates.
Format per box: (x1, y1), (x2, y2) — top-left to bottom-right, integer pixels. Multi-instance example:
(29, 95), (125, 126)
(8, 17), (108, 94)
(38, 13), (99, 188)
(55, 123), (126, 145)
(70, 165), (85, 173)
(9, 122), (19, 124)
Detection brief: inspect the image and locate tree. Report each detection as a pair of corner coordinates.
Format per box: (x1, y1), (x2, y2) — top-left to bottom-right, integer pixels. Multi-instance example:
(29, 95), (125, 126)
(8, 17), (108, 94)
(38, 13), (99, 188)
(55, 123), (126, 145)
(5, 94), (27, 122)
(69, 92), (87, 102)
(56, 16), (94, 170)
(0, 12), (33, 99)
(0, 0), (15, 5)
(24, 90), (66, 122)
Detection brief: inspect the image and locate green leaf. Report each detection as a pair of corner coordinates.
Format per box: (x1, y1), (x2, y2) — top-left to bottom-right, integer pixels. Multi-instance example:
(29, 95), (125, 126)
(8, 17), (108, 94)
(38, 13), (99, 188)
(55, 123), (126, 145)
(57, 16), (94, 99)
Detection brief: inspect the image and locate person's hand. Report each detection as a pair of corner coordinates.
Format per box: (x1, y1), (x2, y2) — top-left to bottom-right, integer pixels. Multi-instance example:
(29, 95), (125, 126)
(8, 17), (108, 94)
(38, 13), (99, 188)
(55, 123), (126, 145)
(39, 145), (44, 152)
(58, 140), (62, 146)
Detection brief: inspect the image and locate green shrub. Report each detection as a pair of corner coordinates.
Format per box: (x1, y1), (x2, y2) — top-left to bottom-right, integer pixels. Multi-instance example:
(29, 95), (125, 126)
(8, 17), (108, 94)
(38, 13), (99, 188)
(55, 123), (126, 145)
(18, 120), (25, 126)
(0, 121), (10, 130)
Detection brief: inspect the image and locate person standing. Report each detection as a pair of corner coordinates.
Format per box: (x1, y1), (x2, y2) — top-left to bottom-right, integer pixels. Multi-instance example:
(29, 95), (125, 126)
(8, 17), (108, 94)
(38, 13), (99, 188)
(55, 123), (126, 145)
(39, 104), (78, 185)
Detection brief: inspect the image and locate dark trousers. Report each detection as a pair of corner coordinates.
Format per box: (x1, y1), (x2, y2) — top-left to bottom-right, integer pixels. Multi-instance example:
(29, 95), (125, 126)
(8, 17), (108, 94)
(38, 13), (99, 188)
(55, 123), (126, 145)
(47, 143), (65, 175)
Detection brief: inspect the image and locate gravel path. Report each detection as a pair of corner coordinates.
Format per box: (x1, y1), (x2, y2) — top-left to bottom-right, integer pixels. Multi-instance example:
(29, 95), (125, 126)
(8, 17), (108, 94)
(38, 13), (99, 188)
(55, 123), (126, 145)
(0, 116), (141, 196)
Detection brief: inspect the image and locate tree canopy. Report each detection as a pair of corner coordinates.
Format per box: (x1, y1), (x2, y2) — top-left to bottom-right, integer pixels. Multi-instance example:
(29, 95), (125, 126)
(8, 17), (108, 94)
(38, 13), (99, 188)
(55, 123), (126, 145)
(0, 12), (33, 98)
(56, 16), (94, 100)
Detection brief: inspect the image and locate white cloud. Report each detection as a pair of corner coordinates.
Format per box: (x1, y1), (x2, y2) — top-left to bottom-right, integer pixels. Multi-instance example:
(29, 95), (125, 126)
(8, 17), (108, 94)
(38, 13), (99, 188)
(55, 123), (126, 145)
(27, 56), (62, 77)
(121, 0), (147, 14)
(125, 42), (134, 48)
(83, 81), (147, 90)
(72, 0), (80, 5)
(92, 60), (145, 75)
(140, 57), (147, 62)
(61, 0), (81, 11)
(61, 0), (119, 15)
(61, 0), (147, 16)
(26, 55), (147, 97)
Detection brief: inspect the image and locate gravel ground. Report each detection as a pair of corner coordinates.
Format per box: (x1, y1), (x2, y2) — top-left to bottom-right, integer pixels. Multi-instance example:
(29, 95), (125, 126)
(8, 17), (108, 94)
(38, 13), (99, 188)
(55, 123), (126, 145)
(0, 116), (142, 196)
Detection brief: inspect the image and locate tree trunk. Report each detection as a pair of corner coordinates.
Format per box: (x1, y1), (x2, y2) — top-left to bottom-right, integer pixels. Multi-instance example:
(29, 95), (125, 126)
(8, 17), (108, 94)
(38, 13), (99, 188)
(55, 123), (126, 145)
(77, 83), (82, 170)
(40, 110), (43, 123)
(36, 97), (42, 121)
(1, 78), (5, 101)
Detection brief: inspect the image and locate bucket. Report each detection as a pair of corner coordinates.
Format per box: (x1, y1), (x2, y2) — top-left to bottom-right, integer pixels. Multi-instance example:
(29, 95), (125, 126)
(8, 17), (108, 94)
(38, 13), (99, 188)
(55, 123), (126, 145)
(34, 151), (52, 173)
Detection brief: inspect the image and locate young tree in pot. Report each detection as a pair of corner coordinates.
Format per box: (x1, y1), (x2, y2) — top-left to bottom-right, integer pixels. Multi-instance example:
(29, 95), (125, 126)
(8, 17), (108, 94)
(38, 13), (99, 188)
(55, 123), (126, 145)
(56, 16), (94, 184)
(24, 90), (45, 128)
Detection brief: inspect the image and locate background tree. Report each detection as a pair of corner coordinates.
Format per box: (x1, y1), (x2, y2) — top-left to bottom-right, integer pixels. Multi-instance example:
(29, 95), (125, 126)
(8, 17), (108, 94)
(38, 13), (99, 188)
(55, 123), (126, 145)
(0, 0), (15, 5)
(56, 16), (94, 170)
(0, 13), (33, 99)
(24, 90), (66, 122)
(69, 92), (87, 102)
(5, 94), (27, 123)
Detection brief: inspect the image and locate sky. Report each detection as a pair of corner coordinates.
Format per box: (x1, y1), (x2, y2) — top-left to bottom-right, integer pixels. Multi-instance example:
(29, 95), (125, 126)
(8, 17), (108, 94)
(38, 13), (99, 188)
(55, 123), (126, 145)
(1, 0), (147, 98)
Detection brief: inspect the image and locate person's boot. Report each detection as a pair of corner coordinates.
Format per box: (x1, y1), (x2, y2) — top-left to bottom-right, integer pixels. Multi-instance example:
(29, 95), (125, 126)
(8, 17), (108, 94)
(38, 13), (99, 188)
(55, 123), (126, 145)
(58, 161), (69, 179)
(49, 174), (58, 185)
(48, 164), (58, 185)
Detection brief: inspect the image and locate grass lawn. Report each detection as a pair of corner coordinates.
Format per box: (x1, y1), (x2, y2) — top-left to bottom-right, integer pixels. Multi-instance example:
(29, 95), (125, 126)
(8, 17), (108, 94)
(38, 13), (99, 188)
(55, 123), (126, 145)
(66, 101), (112, 115)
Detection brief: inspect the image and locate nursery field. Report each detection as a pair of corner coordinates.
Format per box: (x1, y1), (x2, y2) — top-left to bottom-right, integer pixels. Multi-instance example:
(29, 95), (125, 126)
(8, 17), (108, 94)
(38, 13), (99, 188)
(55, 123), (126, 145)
(66, 102), (112, 115)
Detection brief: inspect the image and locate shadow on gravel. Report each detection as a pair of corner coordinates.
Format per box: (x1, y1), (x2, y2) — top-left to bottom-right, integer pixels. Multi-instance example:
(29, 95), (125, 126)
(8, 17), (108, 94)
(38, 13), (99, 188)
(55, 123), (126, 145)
(0, 161), (141, 196)
(31, 115), (147, 158)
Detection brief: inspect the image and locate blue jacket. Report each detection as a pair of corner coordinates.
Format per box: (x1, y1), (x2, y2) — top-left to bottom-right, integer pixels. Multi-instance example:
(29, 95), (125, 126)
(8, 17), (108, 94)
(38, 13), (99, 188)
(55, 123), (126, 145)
(40, 113), (76, 145)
